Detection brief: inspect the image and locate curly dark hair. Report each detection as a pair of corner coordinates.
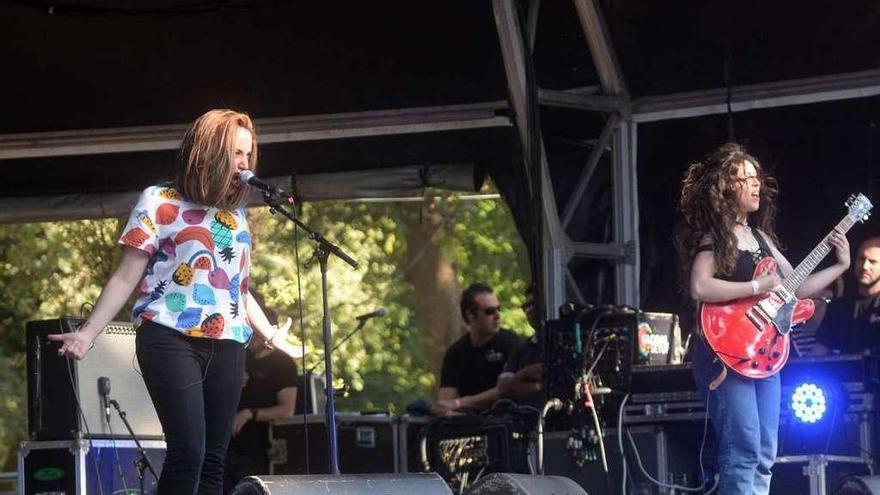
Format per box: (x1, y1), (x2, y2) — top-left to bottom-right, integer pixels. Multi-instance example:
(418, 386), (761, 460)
(674, 142), (780, 290)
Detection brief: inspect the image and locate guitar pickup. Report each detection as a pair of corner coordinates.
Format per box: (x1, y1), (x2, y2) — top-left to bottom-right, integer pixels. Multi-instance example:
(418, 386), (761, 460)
(757, 297), (780, 319)
(746, 310), (765, 331)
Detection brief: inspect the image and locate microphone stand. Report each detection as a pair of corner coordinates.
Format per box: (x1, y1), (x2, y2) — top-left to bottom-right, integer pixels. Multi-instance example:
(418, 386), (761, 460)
(261, 192), (358, 475)
(108, 399), (158, 495)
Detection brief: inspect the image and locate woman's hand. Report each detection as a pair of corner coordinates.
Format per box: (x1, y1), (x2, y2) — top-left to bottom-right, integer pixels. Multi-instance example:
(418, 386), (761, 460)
(753, 269), (781, 294)
(268, 317), (299, 360)
(827, 229), (850, 269)
(47, 331), (94, 360)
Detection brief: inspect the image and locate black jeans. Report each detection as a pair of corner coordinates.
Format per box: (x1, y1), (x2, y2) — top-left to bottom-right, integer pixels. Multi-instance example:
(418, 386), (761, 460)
(136, 320), (246, 495)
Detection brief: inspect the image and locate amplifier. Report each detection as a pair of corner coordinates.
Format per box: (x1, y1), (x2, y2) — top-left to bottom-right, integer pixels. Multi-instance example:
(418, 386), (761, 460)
(26, 318), (163, 440)
(18, 438), (166, 495)
(269, 413), (397, 475)
(542, 424), (707, 495)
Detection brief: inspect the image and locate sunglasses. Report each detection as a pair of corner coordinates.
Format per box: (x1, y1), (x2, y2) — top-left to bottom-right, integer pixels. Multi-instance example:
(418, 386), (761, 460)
(479, 306), (501, 316)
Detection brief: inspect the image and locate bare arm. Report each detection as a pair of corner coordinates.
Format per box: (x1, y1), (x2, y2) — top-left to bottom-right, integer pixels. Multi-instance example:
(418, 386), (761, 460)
(437, 386), (459, 402)
(433, 386), (500, 414)
(234, 385), (297, 436)
(245, 292), (297, 360)
(497, 363), (543, 400)
(50, 247), (150, 359)
(689, 250), (780, 303)
(458, 387), (500, 409)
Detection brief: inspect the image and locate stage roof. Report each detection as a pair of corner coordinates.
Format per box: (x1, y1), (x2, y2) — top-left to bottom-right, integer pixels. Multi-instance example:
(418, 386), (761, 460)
(2, 0), (879, 215)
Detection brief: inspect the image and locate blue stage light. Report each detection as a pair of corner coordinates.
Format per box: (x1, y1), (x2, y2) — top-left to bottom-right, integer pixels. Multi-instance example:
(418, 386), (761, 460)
(790, 383), (828, 424)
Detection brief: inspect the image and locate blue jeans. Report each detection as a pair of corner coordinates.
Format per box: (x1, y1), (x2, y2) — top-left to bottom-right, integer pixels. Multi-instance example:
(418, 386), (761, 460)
(136, 320), (246, 495)
(693, 338), (780, 495)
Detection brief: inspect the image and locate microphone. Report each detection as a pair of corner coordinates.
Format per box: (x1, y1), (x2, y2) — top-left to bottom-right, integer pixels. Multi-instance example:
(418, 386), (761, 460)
(97, 376), (111, 421)
(355, 307), (387, 322)
(238, 170), (295, 204)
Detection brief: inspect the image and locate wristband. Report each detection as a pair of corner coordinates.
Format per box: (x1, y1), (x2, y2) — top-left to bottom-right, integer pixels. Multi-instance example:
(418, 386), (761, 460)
(265, 326), (278, 349)
(750, 280), (760, 295)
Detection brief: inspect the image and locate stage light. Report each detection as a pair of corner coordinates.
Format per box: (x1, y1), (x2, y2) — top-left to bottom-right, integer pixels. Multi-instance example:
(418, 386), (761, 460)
(790, 382), (828, 424)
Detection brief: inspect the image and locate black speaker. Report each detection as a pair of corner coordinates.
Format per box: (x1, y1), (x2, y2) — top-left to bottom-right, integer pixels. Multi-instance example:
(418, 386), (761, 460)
(231, 473), (453, 495)
(463, 473), (588, 495)
(543, 424), (707, 495)
(269, 414), (397, 474)
(26, 318), (163, 440)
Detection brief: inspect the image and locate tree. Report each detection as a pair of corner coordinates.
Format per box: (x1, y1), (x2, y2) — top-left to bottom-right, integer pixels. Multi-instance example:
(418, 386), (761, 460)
(0, 188), (529, 475)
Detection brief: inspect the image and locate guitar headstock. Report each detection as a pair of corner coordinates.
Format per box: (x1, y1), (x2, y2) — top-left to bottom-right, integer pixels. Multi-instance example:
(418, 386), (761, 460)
(846, 193), (873, 223)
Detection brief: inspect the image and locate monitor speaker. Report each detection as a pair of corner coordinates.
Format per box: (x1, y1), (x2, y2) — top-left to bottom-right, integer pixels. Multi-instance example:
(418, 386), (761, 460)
(231, 473), (453, 495)
(26, 318), (163, 440)
(463, 473), (588, 495)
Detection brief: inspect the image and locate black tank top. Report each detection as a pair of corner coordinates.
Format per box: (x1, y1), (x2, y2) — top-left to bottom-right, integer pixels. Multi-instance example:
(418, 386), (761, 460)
(696, 229), (779, 283)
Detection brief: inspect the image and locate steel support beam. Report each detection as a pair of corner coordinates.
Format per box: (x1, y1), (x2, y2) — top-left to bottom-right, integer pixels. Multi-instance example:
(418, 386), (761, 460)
(493, 0), (566, 317)
(538, 88), (622, 113)
(568, 241), (627, 260)
(572, 0), (629, 99)
(0, 101), (511, 160)
(525, 0), (540, 52)
(632, 68), (880, 123)
(565, 268), (587, 305)
(561, 112), (620, 228)
(612, 122), (639, 306)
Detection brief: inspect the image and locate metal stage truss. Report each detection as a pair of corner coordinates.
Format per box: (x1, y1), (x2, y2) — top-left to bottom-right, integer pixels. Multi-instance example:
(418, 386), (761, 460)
(3, 1), (880, 310)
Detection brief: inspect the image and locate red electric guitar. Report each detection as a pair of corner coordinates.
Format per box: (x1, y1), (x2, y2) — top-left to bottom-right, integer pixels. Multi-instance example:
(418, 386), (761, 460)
(701, 193), (873, 379)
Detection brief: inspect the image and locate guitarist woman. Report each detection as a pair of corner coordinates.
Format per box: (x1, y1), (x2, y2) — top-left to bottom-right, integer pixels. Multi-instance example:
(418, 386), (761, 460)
(676, 142), (850, 495)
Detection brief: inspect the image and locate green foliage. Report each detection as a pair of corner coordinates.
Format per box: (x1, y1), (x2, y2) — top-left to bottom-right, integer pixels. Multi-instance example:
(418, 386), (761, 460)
(0, 191), (529, 473)
(0, 219), (123, 473)
(250, 192), (530, 412)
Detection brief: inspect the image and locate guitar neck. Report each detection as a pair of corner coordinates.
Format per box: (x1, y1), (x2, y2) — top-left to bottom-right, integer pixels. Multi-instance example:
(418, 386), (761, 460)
(781, 216), (855, 294)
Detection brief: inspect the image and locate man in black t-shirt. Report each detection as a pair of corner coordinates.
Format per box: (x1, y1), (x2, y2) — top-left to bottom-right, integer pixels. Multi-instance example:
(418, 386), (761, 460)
(497, 285), (544, 409)
(433, 283), (523, 415)
(223, 338), (298, 492)
(814, 237), (880, 354)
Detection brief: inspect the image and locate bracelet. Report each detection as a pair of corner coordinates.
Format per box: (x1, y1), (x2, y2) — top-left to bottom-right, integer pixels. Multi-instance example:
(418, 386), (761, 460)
(264, 326), (278, 349)
(750, 280), (760, 295)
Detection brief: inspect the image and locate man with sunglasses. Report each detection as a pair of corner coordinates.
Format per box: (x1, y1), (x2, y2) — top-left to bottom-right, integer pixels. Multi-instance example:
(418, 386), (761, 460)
(433, 283), (523, 415)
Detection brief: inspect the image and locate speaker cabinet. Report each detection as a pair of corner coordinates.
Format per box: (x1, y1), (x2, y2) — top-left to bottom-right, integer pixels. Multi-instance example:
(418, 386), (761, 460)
(231, 473), (453, 495)
(26, 318), (163, 440)
(463, 473), (587, 495)
(269, 414), (397, 474)
(543, 424), (706, 495)
(19, 438), (166, 495)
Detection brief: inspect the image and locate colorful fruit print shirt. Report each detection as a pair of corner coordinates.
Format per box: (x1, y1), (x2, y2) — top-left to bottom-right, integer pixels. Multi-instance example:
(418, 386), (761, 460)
(119, 185), (253, 343)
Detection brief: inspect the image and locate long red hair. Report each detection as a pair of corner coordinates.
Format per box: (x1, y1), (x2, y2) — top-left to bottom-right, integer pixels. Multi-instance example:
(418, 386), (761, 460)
(174, 109), (257, 210)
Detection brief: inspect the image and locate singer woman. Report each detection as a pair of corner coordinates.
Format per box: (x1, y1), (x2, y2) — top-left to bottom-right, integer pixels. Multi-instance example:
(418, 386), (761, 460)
(50, 109), (297, 495)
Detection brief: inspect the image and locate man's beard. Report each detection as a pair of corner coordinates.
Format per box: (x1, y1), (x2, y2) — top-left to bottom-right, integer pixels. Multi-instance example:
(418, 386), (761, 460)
(859, 273), (880, 294)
